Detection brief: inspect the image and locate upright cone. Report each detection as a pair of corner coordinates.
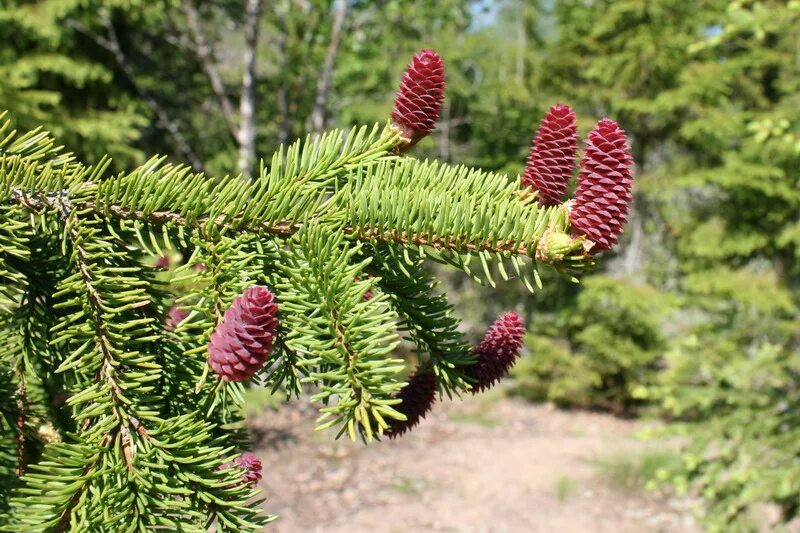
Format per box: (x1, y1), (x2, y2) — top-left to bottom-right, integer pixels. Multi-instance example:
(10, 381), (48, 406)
(207, 286), (278, 382)
(391, 49), (446, 150)
(521, 104), (579, 206)
(569, 118), (634, 252)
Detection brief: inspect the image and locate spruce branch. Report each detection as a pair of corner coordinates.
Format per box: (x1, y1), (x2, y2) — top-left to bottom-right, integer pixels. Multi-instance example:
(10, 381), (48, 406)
(3, 127), (592, 271)
(0, 44), (636, 527)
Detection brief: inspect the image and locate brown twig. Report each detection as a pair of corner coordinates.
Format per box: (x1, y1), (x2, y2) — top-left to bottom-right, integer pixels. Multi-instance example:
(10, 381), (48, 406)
(15, 372), (26, 476)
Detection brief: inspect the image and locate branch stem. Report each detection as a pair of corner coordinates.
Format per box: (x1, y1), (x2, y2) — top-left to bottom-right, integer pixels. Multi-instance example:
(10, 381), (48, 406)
(9, 188), (547, 259)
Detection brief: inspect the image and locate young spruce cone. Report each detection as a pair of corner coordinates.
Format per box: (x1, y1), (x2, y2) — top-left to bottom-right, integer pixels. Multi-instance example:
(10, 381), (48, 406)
(569, 118), (634, 252)
(465, 312), (525, 393)
(521, 104), (579, 206)
(385, 369), (438, 439)
(391, 49), (446, 150)
(207, 286), (278, 382)
(221, 453), (262, 487)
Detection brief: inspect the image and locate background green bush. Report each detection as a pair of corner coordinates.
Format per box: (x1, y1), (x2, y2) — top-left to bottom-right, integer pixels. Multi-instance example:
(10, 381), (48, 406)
(511, 276), (675, 413)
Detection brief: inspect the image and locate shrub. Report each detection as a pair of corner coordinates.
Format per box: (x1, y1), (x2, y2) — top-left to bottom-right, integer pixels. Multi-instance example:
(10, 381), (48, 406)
(511, 276), (675, 412)
(643, 267), (800, 530)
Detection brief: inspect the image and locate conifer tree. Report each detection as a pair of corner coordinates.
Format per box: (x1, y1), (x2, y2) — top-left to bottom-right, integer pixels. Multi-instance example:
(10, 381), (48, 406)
(0, 48), (633, 530)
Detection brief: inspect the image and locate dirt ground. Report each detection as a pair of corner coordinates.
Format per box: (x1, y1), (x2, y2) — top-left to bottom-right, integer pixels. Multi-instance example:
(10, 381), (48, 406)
(248, 393), (699, 533)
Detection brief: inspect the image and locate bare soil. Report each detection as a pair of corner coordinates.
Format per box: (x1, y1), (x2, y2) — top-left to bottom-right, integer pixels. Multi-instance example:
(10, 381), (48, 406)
(248, 394), (698, 533)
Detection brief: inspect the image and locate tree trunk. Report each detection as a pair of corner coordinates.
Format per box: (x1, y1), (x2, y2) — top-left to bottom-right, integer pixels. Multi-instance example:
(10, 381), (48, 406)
(238, 0), (263, 178)
(183, 0), (239, 142)
(310, 0), (349, 135)
(276, 1), (291, 146)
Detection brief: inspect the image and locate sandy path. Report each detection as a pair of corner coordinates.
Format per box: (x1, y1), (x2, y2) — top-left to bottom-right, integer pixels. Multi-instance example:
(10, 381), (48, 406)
(248, 395), (698, 532)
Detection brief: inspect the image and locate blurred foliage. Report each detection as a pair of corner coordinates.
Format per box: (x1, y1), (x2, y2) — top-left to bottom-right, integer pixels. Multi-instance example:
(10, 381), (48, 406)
(510, 276), (676, 413)
(594, 448), (682, 492)
(0, 0), (150, 167)
(3, 0), (800, 528)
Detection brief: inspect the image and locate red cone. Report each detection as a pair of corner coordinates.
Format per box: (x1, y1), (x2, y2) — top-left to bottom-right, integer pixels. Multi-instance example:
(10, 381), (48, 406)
(221, 453), (262, 487)
(521, 104), (578, 206)
(386, 369), (438, 438)
(465, 312), (525, 393)
(569, 119), (634, 252)
(165, 305), (189, 331)
(391, 49), (446, 148)
(207, 286), (278, 382)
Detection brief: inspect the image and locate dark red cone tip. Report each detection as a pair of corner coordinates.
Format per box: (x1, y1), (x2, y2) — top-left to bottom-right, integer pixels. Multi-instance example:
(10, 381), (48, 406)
(207, 286), (279, 382)
(221, 453), (262, 487)
(386, 369), (438, 438)
(391, 49), (446, 147)
(521, 104), (579, 206)
(569, 118), (634, 252)
(466, 311), (526, 393)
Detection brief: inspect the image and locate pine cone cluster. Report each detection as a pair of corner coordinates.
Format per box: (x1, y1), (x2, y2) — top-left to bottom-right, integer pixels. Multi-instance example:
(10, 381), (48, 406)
(391, 49), (446, 149)
(207, 286), (279, 382)
(569, 119), (634, 251)
(385, 369), (438, 438)
(465, 311), (525, 393)
(521, 104), (579, 206)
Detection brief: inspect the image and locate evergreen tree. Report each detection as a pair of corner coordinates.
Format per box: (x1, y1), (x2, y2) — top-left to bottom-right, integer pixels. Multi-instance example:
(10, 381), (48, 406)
(0, 48), (634, 529)
(642, 1), (800, 528)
